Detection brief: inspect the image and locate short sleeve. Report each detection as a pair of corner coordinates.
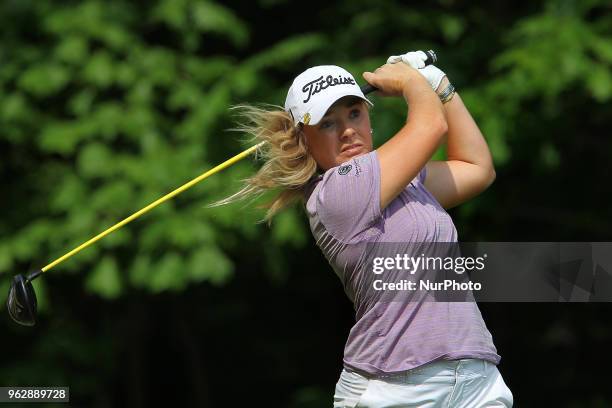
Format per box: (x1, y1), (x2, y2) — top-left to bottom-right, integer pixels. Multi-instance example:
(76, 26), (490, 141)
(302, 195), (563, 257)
(315, 151), (381, 242)
(418, 165), (427, 185)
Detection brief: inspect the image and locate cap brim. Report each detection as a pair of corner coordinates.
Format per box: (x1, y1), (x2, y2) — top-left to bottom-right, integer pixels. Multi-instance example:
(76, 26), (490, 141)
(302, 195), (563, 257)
(306, 89), (373, 126)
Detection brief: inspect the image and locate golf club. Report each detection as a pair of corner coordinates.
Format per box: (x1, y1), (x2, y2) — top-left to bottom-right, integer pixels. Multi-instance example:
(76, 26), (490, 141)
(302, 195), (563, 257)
(6, 50), (437, 326)
(6, 142), (263, 326)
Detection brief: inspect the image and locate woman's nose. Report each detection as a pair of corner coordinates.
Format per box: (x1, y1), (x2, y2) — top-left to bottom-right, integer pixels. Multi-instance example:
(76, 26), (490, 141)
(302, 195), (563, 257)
(340, 125), (356, 139)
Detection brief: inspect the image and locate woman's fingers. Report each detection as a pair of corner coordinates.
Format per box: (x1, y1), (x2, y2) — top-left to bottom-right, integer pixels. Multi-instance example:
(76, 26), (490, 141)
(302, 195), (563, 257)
(401, 51), (428, 68)
(363, 63), (417, 96)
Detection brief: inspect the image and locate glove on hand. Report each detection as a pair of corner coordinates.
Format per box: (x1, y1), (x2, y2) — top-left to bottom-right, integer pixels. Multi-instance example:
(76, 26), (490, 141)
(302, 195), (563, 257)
(419, 65), (446, 92)
(387, 50), (429, 68)
(387, 50), (447, 91)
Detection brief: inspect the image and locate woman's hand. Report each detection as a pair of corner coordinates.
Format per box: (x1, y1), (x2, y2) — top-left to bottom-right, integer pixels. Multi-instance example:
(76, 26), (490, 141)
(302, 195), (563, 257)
(386, 50), (448, 92)
(386, 50), (430, 68)
(362, 63), (427, 97)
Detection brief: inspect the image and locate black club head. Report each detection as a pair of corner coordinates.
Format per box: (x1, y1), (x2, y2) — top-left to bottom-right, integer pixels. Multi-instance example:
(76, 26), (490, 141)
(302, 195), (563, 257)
(6, 272), (40, 327)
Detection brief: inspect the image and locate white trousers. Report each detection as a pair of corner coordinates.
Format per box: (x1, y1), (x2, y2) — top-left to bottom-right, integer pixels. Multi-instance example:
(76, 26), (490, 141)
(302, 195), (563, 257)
(333, 359), (513, 408)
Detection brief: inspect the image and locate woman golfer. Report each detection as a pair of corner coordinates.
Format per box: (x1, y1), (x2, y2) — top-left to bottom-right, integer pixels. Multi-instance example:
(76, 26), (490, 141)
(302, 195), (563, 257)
(224, 51), (513, 407)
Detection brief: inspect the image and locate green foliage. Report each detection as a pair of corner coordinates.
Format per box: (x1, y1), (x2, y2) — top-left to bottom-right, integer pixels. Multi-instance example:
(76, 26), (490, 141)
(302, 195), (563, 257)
(0, 0), (322, 303)
(85, 255), (122, 299)
(1, 0), (611, 404)
(473, 0), (612, 165)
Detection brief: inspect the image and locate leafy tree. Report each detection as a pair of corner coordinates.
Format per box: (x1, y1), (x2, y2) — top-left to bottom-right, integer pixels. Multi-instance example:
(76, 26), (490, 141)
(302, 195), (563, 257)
(1, 0), (610, 406)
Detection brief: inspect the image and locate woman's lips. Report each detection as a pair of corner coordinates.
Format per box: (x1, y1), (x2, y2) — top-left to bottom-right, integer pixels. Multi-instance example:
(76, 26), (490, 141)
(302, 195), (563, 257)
(342, 144), (363, 155)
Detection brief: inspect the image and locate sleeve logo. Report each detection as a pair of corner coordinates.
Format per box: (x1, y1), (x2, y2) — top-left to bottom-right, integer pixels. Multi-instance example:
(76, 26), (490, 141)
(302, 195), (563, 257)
(338, 164), (352, 175)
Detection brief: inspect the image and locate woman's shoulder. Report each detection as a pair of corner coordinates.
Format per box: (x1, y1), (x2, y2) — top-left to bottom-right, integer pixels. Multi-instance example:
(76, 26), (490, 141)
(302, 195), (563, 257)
(304, 151), (378, 205)
(304, 151), (382, 242)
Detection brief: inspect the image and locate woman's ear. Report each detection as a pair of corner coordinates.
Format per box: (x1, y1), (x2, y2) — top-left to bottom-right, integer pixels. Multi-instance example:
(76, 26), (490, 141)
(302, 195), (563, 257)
(298, 127), (310, 151)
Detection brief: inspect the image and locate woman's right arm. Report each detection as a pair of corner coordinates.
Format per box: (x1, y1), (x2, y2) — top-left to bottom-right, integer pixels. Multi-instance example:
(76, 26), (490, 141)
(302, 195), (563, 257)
(363, 63), (448, 210)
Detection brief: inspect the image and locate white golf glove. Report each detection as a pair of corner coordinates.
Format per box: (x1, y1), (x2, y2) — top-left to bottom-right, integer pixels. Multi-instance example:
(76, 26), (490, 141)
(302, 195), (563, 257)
(418, 65), (446, 91)
(387, 50), (447, 91)
(386, 50), (429, 69)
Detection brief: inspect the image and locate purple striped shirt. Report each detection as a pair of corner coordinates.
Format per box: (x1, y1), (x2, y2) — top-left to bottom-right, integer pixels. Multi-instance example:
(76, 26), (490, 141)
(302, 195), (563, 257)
(304, 150), (501, 376)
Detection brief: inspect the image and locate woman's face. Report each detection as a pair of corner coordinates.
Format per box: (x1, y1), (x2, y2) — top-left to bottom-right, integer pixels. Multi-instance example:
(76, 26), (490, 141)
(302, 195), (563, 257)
(302, 96), (372, 171)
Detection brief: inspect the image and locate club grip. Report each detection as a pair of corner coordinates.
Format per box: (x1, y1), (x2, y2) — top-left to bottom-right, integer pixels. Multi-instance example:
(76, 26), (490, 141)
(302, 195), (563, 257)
(361, 50), (437, 95)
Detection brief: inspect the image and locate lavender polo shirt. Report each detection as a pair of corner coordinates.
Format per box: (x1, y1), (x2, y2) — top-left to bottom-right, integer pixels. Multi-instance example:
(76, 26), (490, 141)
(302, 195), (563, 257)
(304, 150), (501, 376)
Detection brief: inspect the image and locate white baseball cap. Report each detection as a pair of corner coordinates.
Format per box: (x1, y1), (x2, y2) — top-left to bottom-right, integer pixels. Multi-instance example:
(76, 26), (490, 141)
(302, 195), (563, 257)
(284, 65), (372, 126)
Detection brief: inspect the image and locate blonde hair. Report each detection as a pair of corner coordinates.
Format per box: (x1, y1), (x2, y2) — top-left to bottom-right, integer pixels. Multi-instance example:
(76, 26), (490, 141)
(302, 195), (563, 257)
(212, 104), (318, 223)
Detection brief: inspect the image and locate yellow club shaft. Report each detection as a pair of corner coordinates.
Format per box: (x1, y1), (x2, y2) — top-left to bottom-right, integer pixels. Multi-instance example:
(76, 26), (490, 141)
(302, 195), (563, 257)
(41, 142), (264, 273)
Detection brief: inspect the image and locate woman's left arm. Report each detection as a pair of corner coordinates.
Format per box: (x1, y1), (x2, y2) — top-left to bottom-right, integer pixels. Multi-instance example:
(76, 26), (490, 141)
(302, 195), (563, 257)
(424, 76), (496, 209)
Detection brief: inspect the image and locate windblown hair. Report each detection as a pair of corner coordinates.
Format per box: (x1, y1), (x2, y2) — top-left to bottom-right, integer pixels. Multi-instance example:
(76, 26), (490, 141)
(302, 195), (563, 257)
(211, 104), (318, 223)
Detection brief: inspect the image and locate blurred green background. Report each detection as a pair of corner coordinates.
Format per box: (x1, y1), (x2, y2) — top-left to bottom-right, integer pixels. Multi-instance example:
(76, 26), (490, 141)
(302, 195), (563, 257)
(1, 0), (611, 406)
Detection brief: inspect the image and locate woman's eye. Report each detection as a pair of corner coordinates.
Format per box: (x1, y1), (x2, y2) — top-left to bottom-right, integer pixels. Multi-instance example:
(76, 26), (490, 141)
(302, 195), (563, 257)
(350, 109), (361, 118)
(320, 120), (333, 129)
